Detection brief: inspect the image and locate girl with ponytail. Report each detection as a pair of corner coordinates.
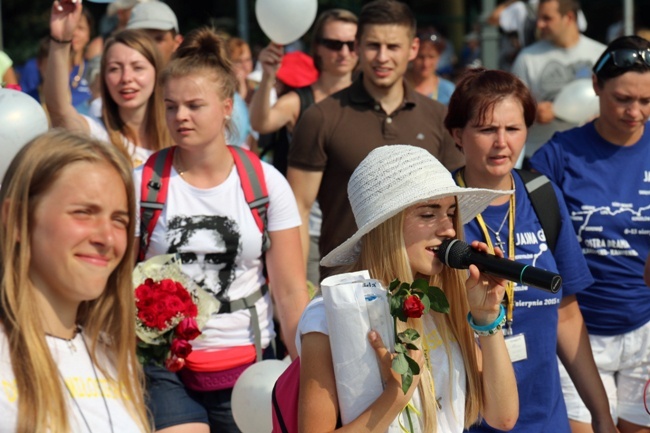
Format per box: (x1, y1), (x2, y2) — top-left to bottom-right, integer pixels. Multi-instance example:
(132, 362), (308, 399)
(134, 27), (309, 432)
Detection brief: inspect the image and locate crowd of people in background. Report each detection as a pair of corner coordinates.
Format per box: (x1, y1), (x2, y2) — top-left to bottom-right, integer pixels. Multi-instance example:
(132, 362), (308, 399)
(1, 0), (650, 431)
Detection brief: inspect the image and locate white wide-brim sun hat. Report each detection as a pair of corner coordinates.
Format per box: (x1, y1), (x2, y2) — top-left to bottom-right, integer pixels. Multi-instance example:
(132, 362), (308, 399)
(320, 144), (512, 267)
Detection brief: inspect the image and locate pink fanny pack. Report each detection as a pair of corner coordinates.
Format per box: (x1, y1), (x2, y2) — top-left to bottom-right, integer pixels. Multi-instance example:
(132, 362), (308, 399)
(179, 361), (254, 391)
(179, 345), (257, 391)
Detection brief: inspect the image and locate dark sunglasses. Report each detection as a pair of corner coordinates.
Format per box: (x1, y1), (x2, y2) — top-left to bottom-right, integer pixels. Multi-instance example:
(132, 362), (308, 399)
(594, 48), (650, 74)
(317, 38), (355, 52)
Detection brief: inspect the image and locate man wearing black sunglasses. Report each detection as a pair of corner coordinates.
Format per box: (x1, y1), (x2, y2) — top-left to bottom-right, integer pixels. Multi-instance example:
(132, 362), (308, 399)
(287, 0), (464, 280)
(511, 0), (605, 159)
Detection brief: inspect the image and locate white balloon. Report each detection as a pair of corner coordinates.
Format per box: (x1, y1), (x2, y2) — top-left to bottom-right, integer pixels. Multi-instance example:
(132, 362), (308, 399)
(232, 359), (290, 433)
(553, 78), (600, 125)
(0, 89), (49, 180)
(256, 0), (318, 45)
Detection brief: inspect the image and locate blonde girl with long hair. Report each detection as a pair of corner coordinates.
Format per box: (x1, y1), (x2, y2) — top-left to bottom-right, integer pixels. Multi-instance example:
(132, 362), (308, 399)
(298, 145), (519, 433)
(0, 129), (150, 432)
(46, 0), (171, 167)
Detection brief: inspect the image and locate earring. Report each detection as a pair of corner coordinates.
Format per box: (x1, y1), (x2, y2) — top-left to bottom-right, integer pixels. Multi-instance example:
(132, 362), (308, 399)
(225, 115), (231, 120)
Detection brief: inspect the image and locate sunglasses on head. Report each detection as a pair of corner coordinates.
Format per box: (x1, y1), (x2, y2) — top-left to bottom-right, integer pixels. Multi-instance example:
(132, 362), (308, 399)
(594, 48), (650, 74)
(317, 38), (355, 52)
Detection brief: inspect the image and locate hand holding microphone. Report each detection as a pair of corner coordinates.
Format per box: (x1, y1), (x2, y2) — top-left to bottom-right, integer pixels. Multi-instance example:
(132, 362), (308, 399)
(437, 239), (562, 293)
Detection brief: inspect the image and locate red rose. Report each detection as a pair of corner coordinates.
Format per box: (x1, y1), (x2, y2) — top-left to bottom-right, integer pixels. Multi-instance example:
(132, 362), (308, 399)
(170, 338), (193, 359)
(403, 295), (425, 318)
(176, 317), (201, 341)
(159, 279), (178, 293)
(165, 355), (185, 372)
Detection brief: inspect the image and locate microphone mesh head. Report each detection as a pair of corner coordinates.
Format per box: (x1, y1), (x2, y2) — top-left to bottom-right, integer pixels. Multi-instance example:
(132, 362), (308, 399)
(439, 239), (470, 269)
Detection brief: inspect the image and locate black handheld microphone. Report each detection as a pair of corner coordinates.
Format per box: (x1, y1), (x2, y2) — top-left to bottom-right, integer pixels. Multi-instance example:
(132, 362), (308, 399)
(437, 239), (562, 293)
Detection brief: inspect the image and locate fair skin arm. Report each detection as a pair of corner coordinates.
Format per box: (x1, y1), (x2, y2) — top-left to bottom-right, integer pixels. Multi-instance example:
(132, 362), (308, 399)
(265, 227), (311, 359)
(487, 0), (518, 26)
(3, 66), (18, 85)
(249, 43), (301, 134)
(298, 331), (423, 433)
(45, 0), (90, 132)
(465, 242), (519, 430)
(537, 101), (555, 124)
(556, 296), (619, 433)
(286, 167), (323, 267)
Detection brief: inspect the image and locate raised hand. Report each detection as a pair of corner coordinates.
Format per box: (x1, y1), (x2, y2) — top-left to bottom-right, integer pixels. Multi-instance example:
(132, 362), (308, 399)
(258, 43), (284, 79)
(50, 0), (83, 43)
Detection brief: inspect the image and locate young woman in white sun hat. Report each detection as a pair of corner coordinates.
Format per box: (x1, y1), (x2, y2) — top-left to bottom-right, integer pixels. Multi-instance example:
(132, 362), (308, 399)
(295, 144), (519, 433)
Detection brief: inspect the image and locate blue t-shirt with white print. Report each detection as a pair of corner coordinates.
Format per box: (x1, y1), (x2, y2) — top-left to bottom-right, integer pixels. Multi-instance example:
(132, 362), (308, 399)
(457, 170), (593, 433)
(530, 121), (650, 336)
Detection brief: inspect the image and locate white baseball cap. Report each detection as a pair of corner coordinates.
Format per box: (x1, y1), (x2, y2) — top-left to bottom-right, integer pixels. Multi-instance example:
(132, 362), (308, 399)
(127, 1), (179, 33)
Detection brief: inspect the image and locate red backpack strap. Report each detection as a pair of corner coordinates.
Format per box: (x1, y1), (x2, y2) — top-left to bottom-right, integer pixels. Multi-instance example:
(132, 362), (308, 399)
(138, 147), (175, 262)
(228, 145), (270, 252)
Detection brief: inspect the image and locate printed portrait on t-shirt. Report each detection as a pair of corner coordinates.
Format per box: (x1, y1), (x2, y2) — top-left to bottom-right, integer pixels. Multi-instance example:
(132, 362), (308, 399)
(166, 214), (242, 302)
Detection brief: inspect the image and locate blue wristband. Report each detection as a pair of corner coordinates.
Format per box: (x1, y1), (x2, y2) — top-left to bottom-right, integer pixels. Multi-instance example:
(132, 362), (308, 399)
(467, 304), (506, 337)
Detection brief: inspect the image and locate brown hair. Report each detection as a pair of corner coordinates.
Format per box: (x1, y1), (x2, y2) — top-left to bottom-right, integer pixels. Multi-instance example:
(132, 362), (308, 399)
(356, 0), (416, 41)
(101, 29), (171, 161)
(311, 9), (358, 72)
(162, 27), (238, 136)
(444, 68), (537, 134)
(539, 0), (580, 17)
(226, 36), (250, 61)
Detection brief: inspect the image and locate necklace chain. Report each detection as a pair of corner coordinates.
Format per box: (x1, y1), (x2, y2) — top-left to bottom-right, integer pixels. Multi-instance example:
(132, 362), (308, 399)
(482, 206), (510, 251)
(55, 330), (115, 433)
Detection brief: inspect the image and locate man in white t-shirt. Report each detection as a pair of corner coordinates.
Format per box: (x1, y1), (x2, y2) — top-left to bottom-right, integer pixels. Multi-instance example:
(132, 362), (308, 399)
(511, 0), (605, 156)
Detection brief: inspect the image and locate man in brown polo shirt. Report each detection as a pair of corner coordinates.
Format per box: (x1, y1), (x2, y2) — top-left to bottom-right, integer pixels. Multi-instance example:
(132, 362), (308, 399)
(287, 0), (464, 279)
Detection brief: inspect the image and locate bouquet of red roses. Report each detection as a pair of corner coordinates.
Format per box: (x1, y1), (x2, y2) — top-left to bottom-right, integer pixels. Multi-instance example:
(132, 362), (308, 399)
(388, 278), (449, 394)
(133, 254), (219, 372)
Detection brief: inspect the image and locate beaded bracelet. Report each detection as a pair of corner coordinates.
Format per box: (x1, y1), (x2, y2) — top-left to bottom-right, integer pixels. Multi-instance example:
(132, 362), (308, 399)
(467, 304), (506, 337)
(50, 34), (73, 44)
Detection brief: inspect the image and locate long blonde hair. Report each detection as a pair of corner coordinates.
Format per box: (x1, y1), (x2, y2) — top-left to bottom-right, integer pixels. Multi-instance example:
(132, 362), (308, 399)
(101, 29), (171, 160)
(351, 203), (483, 431)
(0, 129), (151, 432)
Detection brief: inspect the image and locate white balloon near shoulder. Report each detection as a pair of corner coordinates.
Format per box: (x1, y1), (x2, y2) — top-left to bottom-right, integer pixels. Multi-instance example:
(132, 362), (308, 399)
(553, 78), (600, 125)
(232, 359), (290, 433)
(0, 89), (49, 180)
(256, 0), (318, 45)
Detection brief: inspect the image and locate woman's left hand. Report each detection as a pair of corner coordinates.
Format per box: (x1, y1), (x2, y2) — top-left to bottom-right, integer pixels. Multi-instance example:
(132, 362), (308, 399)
(464, 240), (507, 325)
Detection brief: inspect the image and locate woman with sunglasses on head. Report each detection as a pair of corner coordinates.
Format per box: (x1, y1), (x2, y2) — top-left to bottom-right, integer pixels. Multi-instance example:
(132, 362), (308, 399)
(530, 35), (650, 433)
(406, 30), (455, 106)
(447, 68), (617, 433)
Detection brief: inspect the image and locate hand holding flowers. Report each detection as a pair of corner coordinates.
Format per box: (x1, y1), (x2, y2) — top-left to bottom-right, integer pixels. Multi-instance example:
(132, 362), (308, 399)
(388, 278), (449, 394)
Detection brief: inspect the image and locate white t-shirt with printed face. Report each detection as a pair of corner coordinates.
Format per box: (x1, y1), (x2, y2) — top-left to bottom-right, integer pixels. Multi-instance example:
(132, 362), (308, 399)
(134, 160), (301, 349)
(0, 331), (143, 433)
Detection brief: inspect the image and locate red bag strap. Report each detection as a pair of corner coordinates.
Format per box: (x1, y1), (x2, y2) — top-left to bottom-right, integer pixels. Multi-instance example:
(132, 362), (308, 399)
(138, 147), (175, 262)
(228, 145), (270, 251)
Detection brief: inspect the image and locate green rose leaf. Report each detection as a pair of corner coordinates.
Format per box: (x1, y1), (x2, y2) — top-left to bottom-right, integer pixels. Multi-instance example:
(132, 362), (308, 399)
(427, 286), (450, 313)
(410, 278), (429, 292)
(392, 353), (409, 374)
(401, 368), (414, 394)
(406, 354), (421, 376)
